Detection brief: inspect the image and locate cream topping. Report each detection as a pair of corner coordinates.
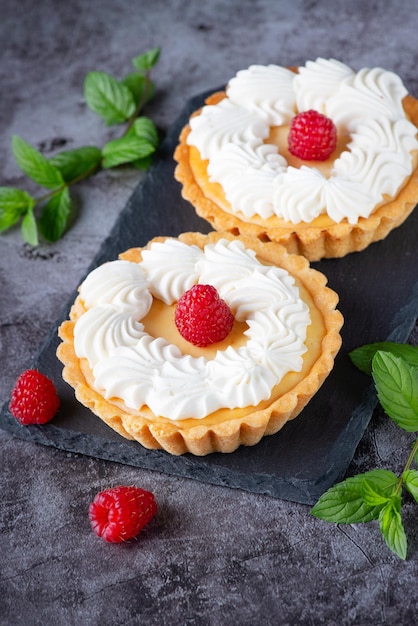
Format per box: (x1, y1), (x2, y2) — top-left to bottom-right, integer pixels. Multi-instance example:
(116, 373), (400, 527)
(187, 58), (418, 224)
(208, 143), (287, 219)
(74, 238), (310, 420)
(293, 58), (355, 114)
(227, 64), (296, 125)
(187, 98), (269, 161)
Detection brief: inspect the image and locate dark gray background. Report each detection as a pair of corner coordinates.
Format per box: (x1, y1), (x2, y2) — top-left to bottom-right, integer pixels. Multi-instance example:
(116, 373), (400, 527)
(1, 1), (418, 624)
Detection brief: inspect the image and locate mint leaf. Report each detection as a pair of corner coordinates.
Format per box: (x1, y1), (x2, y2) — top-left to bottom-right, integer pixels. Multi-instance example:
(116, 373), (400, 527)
(372, 352), (418, 432)
(132, 47), (160, 72)
(39, 188), (71, 242)
(311, 478), (378, 523)
(0, 187), (35, 231)
(350, 342), (418, 375)
(21, 206), (38, 246)
(122, 73), (155, 106)
(101, 134), (156, 169)
(402, 469), (418, 503)
(123, 118), (158, 170)
(378, 498), (407, 560)
(49, 146), (102, 183)
(311, 470), (397, 523)
(362, 479), (391, 506)
(132, 117), (159, 146)
(12, 135), (64, 189)
(363, 470), (398, 493)
(84, 71), (136, 125)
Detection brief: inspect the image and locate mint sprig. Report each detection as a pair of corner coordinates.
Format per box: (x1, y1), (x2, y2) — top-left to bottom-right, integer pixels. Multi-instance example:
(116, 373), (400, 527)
(0, 47), (160, 246)
(311, 341), (418, 560)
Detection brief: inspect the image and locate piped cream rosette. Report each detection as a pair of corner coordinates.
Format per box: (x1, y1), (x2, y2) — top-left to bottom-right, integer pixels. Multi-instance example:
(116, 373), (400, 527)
(57, 232), (343, 455)
(174, 59), (418, 261)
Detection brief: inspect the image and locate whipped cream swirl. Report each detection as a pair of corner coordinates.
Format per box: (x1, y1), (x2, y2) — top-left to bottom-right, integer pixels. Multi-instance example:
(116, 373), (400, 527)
(187, 58), (418, 224)
(74, 238), (310, 420)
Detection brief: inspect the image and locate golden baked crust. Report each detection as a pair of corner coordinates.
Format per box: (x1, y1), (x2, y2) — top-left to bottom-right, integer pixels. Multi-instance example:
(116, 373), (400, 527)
(174, 92), (418, 261)
(57, 231), (343, 456)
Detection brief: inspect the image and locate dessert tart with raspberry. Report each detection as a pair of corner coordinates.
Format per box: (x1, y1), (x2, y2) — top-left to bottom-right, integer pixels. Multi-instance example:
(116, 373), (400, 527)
(174, 59), (418, 261)
(57, 231), (343, 456)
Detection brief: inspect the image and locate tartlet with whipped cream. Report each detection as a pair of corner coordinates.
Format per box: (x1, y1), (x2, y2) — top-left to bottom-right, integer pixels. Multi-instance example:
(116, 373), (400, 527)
(57, 231), (343, 456)
(174, 59), (418, 261)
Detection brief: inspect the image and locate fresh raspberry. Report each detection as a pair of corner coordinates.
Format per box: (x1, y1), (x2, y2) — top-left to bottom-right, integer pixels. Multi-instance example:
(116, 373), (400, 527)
(175, 284), (234, 347)
(89, 485), (157, 543)
(9, 369), (60, 425)
(288, 109), (337, 161)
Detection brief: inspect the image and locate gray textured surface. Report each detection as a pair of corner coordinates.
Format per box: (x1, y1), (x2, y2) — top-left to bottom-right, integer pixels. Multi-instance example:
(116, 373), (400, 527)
(1, 1), (418, 624)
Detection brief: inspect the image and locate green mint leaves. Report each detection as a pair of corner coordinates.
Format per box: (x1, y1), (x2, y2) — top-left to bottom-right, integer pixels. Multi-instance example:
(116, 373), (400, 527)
(38, 188), (71, 243)
(49, 147), (102, 183)
(12, 136), (65, 189)
(372, 351), (418, 432)
(102, 117), (159, 169)
(311, 470), (398, 524)
(84, 71), (137, 125)
(311, 342), (418, 560)
(0, 188), (35, 233)
(132, 48), (160, 72)
(349, 340), (418, 375)
(403, 469), (418, 501)
(1, 47), (160, 246)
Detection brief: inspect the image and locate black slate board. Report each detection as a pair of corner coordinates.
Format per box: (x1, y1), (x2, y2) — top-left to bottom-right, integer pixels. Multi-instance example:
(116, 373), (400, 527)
(1, 91), (418, 505)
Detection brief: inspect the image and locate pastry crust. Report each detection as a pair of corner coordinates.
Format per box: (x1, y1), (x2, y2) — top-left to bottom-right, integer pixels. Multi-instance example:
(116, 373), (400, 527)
(57, 231), (343, 456)
(174, 92), (418, 261)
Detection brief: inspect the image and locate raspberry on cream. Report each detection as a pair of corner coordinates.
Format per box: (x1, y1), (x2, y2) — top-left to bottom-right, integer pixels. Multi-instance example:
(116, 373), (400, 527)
(186, 58), (418, 226)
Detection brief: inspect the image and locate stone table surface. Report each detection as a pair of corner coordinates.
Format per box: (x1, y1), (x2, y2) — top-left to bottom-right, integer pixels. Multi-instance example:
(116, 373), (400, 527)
(1, 1), (418, 624)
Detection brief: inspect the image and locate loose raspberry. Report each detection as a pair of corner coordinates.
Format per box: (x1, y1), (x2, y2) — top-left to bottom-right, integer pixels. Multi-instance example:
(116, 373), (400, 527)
(9, 369), (60, 425)
(288, 109), (337, 161)
(175, 284), (234, 347)
(89, 485), (157, 543)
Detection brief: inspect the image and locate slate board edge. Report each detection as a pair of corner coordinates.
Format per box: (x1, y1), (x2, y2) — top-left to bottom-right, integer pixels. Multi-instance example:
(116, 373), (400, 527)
(1, 89), (417, 505)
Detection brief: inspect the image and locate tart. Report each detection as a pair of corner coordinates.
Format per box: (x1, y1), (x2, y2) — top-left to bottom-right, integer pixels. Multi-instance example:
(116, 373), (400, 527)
(57, 231), (343, 456)
(174, 59), (418, 261)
